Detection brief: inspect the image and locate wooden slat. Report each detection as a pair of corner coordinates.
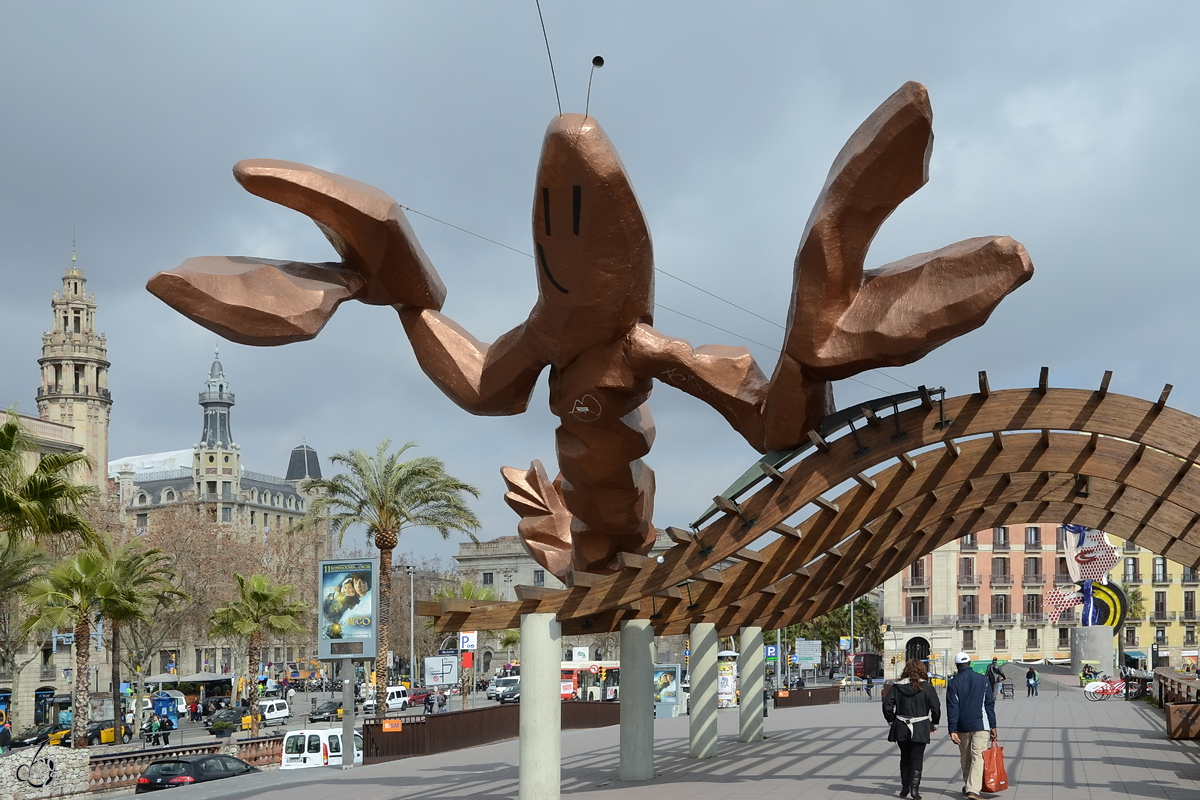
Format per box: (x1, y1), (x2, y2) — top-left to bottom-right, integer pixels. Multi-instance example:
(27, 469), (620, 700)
(759, 462), (786, 482)
(808, 430), (831, 453)
(852, 472), (877, 490)
(514, 585), (559, 601)
(665, 526), (694, 545)
(978, 370), (991, 398)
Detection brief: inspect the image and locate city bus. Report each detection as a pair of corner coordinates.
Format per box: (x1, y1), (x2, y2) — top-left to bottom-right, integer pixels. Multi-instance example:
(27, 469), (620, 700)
(851, 653), (884, 679)
(560, 661), (621, 700)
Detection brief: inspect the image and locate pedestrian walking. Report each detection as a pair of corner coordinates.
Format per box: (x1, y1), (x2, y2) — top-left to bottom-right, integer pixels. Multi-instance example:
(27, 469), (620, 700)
(160, 714), (173, 745)
(865, 674), (874, 699)
(0, 720), (12, 754)
(1025, 667), (1038, 697)
(947, 652), (998, 800)
(986, 657), (1006, 700)
(882, 658), (941, 799)
(148, 714), (161, 746)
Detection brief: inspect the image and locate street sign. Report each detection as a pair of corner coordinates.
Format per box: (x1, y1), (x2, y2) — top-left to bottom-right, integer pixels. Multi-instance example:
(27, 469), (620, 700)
(588, 664), (599, 674)
(764, 644), (778, 660)
(437, 648), (457, 656)
(795, 639), (821, 670)
(684, 649), (690, 657)
(461, 631), (477, 651)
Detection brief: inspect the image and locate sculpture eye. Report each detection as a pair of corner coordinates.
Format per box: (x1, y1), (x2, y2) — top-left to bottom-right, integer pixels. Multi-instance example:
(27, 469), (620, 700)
(541, 188), (552, 236)
(572, 185), (581, 235)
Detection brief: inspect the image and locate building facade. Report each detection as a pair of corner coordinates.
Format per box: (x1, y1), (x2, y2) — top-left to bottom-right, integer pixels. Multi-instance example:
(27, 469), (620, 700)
(882, 523), (1198, 673)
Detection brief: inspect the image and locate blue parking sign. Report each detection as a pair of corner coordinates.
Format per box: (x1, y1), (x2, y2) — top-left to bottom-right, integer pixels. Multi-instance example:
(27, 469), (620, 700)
(764, 644), (778, 659)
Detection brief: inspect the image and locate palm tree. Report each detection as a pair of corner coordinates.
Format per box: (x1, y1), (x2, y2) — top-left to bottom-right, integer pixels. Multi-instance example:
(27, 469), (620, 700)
(1124, 585), (1146, 620)
(209, 573), (309, 737)
(24, 547), (135, 748)
(0, 409), (97, 545)
(101, 538), (187, 732)
(301, 440), (481, 699)
(0, 532), (51, 731)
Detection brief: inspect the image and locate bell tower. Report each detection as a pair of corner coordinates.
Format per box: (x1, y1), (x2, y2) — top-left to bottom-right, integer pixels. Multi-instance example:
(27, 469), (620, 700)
(193, 349), (241, 523)
(37, 251), (112, 489)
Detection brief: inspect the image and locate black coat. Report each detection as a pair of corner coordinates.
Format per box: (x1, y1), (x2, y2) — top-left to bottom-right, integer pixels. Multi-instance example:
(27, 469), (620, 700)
(882, 679), (941, 743)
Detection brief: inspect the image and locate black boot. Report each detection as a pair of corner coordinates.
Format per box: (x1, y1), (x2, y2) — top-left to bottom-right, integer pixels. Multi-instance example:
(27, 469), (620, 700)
(899, 767), (911, 798)
(910, 770), (923, 800)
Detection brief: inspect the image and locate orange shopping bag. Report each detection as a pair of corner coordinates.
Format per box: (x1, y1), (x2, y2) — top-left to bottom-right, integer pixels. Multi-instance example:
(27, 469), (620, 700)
(983, 739), (1009, 792)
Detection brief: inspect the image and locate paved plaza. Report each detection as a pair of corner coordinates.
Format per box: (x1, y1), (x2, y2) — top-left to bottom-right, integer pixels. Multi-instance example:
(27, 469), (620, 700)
(159, 672), (1200, 800)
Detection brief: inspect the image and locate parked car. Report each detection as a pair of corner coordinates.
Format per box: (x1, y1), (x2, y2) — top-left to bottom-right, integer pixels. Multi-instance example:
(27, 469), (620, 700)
(135, 754), (259, 793)
(307, 700), (344, 723)
(491, 676), (520, 703)
(839, 676), (868, 691)
(280, 728), (364, 769)
(408, 688), (432, 708)
(62, 720), (134, 747)
(203, 707), (257, 731)
(9, 722), (70, 748)
(362, 686), (409, 713)
(257, 699), (291, 726)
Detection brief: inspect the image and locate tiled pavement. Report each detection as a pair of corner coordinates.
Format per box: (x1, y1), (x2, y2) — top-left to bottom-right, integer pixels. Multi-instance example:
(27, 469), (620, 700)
(179, 673), (1200, 800)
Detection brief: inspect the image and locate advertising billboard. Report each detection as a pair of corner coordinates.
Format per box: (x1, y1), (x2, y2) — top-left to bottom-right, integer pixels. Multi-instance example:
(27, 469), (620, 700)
(317, 558), (379, 661)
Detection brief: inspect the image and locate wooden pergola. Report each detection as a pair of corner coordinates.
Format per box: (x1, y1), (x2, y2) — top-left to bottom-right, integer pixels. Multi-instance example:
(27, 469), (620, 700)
(423, 370), (1200, 637)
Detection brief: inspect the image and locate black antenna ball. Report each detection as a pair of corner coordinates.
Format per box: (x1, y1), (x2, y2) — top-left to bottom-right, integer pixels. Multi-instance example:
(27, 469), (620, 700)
(592, 56), (605, 68)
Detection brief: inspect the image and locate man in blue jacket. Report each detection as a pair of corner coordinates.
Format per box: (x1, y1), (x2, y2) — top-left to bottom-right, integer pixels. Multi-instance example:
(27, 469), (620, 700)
(946, 652), (998, 800)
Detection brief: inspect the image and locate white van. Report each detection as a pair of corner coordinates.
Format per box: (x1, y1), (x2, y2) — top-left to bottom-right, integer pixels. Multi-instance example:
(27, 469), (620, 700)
(257, 699), (291, 726)
(280, 728), (363, 769)
(365, 686), (410, 713)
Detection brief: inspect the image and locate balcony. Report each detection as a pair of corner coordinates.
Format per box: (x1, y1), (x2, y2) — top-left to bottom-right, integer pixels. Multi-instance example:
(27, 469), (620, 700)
(992, 541), (1010, 552)
(903, 576), (929, 590)
(1024, 541), (1043, 551)
(1151, 611), (1177, 622)
(1125, 636), (1139, 647)
(1123, 574), (1143, 584)
(1182, 571), (1200, 584)
(40, 665), (57, 680)
(1186, 636), (1199, 647)
(905, 615), (931, 626)
(960, 540), (978, 551)
(994, 641), (1010, 652)
(1152, 573), (1173, 585)
(1053, 572), (1073, 585)
(1123, 542), (1140, 553)
(1023, 573), (1046, 586)
(1022, 613), (1047, 625)
(990, 573), (1014, 586)
(957, 614), (983, 627)
(1182, 610), (1198, 622)
(1024, 639), (1041, 650)
(989, 613), (1015, 626)
(957, 573), (982, 587)
(1058, 610), (1078, 623)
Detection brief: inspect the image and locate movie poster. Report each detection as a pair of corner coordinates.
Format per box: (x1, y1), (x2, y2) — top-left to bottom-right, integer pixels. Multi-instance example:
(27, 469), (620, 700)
(317, 558), (378, 660)
(653, 664), (680, 704)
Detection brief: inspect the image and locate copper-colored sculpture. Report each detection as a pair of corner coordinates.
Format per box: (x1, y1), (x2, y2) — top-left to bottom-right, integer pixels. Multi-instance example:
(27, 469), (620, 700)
(148, 81), (1032, 579)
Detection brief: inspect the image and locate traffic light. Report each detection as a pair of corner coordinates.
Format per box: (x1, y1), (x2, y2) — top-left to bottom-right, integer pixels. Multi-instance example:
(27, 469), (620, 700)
(599, 667), (607, 682)
(891, 656), (896, 665)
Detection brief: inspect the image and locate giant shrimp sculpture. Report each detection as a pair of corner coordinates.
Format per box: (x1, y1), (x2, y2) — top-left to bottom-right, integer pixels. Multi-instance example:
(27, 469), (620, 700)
(149, 82), (1033, 581)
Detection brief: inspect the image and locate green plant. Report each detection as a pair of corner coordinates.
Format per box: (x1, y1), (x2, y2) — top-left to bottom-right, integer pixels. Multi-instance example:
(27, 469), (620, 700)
(211, 720), (235, 732)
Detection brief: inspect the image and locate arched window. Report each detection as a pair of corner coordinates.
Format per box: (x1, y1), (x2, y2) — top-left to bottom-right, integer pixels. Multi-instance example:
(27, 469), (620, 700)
(137, 493), (147, 505)
(164, 490), (175, 502)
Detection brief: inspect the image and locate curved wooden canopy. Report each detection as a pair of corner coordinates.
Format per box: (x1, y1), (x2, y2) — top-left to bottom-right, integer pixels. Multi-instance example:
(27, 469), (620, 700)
(424, 372), (1200, 636)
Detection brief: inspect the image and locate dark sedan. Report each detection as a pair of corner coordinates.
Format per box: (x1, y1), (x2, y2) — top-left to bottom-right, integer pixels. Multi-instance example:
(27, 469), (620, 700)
(307, 700), (343, 723)
(135, 755), (259, 793)
(9, 722), (70, 748)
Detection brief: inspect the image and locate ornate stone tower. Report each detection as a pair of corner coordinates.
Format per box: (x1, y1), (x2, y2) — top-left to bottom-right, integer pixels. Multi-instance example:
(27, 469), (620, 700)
(193, 349), (241, 523)
(37, 252), (112, 489)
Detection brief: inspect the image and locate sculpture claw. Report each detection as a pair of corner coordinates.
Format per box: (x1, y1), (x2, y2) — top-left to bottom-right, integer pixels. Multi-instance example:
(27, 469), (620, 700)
(147, 257), (362, 346)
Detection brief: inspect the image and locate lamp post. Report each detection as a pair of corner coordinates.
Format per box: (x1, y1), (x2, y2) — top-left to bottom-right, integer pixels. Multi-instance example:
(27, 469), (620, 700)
(395, 564), (416, 687)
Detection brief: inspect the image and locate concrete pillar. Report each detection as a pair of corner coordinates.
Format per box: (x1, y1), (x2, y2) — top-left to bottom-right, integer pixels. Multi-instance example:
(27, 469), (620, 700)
(738, 626), (764, 742)
(1071, 625), (1116, 677)
(689, 622), (718, 759)
(619, 619), (655, 780)
(520, 613), (562, 800)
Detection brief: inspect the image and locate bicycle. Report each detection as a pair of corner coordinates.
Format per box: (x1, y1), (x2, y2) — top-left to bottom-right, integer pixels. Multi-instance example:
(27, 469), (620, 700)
(1083, 676), (1126, 701)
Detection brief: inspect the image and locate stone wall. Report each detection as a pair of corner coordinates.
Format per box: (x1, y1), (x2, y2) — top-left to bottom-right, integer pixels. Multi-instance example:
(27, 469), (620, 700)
(0, 746), (89, 800)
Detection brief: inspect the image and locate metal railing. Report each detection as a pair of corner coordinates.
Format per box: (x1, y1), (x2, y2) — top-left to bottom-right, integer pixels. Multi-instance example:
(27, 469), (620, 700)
(1152, 574), (1173, 585)
(960, 540), (978, 551)
(992, 542), (1010, 552)
(1123, 574), (1143, 584)
(990, 574), (1014, 586)
(1182, 611), (1198, 622)
(905, 615), (931, 626)
(1023, 573), (1046, 585)
(903, 576), (929, 589)
(1024, 541), (1042, 551)
(1151, 611), (1177, 622)
(989, 613), (1015, 625)
(957, 614), (983, 626)
(1182, 571), (1200, 584)
(957, 574), (982, 586)
(1053, 573), (1073, 584)
(1022, 613), (1047, 625)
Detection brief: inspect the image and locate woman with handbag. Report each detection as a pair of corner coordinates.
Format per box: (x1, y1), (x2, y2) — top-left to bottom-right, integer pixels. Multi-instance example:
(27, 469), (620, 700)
(882, 659), (942, 799)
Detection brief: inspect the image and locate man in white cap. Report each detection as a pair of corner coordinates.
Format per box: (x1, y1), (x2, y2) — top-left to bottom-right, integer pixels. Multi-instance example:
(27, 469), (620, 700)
(946, 652), (997, 800)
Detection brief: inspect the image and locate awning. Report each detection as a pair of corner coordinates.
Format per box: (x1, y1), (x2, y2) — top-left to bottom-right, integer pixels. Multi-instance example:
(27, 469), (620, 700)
(178, 671), (225, 682)
(142, 673), (180, 683)
(1124, 650), (1147, 659)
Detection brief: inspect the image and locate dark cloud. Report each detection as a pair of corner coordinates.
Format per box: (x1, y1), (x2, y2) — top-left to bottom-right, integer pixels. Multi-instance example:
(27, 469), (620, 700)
(3, 3), (1198, 559)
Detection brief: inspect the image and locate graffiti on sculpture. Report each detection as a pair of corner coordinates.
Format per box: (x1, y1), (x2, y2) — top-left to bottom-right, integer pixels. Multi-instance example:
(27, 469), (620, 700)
(13, 740), (58, 788)
(148, 81), (1033, 581)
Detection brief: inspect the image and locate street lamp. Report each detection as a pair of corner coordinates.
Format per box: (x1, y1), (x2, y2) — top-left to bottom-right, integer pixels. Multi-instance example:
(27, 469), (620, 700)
(395, 564), (416, 687)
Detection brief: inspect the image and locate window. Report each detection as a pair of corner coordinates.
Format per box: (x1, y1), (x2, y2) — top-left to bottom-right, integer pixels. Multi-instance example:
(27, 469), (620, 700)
(1153, 557), (1167, 581)
(1123, 557), (1140, 581)
(962, 630), (975, 650)
(135, 512), (148, 530)
(1156, 627), (1167, 644)
(165, 490), (175, 502)
(250, 511), (255, 526)
(221, 507), (232, 522)
(960, 556), (975, 576)
(993, 527), (1009, 548)
(1125, 626), (1137, 646)
(991, 594), (1010, 615)
(221, 482), (231, 500)
(482, 572), (494, 586)
(995, 630), (1007, 650)
(1057, 628), (1070, 649)
(1056, 526), (1068, 550)
(1024, 556), (1041, 578)
(992, 557), (1010, 576)
(908, 597), (927, 621)
(1185, 567), (1200, 582)
(960, 595), (978, 616)
(136, 493), (147, 505)
(1026, 628), (1038, 647)
(960, 532), (977, 549)
(533, 570), (545, 587)
(1025, 526), (1041, 547)
(1155, 591), (1167, 615)
(1023, 594), (1042, 615)
(1186, 591), (1196, 619)
(1055, 557), (1070, 580)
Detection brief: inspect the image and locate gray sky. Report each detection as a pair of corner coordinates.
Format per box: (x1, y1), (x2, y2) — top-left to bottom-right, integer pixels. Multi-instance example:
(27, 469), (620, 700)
(3, 3), (1198, 562)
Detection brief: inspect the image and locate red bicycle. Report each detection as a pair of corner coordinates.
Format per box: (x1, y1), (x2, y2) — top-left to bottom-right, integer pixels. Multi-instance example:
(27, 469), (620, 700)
(1083, 677), (1125, 700)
